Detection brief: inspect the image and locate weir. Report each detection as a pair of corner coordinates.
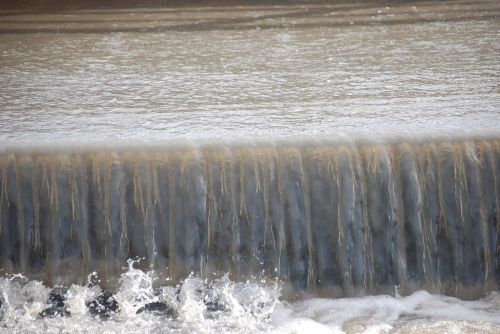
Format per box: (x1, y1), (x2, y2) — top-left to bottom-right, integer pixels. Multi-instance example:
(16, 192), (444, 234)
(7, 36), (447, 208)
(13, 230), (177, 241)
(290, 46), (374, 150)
(0, 139), (499, 299)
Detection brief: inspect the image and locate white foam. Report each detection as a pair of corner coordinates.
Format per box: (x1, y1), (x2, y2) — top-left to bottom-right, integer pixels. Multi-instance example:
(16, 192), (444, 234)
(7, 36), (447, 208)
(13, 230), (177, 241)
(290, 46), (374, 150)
(271, 291), (500, 334)
(0, 264), (499, 334)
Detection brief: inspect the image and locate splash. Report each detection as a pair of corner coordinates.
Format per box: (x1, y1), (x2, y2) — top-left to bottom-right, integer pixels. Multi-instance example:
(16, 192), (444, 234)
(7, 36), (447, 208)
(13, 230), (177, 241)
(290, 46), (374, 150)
(0, 262), (499, 333)
(0, 260), (280, 334)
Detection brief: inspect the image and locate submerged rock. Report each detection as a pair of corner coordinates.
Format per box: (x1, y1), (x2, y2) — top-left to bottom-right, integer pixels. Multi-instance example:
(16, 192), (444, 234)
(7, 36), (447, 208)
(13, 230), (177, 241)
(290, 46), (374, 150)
(205, 301), (229, 313)
(136, 301), (176, 317)
(39, 306), (70, 318)
(38, 289), (70, 318)
(87, 292), (119, 319)
(204, 300), (231, 319)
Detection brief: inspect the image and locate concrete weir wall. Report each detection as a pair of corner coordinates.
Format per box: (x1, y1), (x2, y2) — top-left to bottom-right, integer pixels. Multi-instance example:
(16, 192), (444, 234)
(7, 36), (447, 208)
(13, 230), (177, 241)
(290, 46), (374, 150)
(0, 139), (499, 299)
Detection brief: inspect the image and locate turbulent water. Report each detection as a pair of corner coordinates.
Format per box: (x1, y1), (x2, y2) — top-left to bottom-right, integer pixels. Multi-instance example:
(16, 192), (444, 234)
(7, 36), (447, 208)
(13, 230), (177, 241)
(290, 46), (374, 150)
(1, 0), (500, 333)
(0, 261), (499, 334)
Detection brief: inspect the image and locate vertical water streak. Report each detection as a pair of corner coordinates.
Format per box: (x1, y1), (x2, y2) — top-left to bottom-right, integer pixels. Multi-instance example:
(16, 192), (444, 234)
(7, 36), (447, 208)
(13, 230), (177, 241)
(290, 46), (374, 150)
(104, 156), (126, 284)
(173, 149), (207, 279)
(494, 142), (500, 283)
(477, 141), (498, 290)
(87, 155), (107, 283)
(0, 140), (498, 298)
(305, 146), (341, 295)
(399, 144), (425, 290)
(460, 143), (486, 297)
(361, 145), (406, 294)
(153, 156), (172, 283)
(51, 156), (78, 285)
(278, 147), (309, 289)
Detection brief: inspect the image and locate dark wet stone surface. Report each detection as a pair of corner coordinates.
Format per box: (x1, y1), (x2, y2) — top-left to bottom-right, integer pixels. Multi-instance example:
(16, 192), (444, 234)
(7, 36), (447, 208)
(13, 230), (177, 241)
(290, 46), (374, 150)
(87, 292), (119, 319)
(205, 301), (229, 313)
(203, 300), (231, 319)
(38, 289), (71, 318)
(137, 301), (177, 317)
(39, 305), (71, 318)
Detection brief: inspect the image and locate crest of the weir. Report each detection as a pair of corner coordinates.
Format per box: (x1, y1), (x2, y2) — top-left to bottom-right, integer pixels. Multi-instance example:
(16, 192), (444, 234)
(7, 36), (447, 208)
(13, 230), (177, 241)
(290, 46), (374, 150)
(0, 140), (499, 299)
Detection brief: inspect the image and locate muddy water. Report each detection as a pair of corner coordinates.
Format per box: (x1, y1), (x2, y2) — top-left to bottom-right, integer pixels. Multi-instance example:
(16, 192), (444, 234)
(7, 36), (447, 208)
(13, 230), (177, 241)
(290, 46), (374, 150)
(1, 1), (500, 333)
(0, 0), (499, 146)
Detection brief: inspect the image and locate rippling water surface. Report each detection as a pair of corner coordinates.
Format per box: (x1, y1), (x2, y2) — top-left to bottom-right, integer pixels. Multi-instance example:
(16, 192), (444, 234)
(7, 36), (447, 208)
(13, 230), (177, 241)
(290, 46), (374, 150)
(1, 0), (499, 146)
(1, 1), (500, 333)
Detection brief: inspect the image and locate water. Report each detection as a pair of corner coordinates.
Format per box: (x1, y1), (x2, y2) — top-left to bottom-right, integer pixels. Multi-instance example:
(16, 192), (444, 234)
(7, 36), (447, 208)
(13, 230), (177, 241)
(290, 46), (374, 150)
(1, 0), (500, 332)
(0, 262), (499, 334)
(0, 1), (499, 146)
(2, 140), (499, 299)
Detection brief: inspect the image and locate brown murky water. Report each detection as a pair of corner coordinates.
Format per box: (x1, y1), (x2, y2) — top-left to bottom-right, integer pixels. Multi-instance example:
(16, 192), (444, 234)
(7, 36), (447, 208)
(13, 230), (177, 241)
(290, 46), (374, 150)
(0, 0), (499, 147)
(0, 1), (499, 333)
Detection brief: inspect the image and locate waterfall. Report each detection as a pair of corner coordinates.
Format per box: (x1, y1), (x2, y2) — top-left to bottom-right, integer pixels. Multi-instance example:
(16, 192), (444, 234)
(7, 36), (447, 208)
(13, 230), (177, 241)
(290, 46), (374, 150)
(0, 139), (498, 299)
